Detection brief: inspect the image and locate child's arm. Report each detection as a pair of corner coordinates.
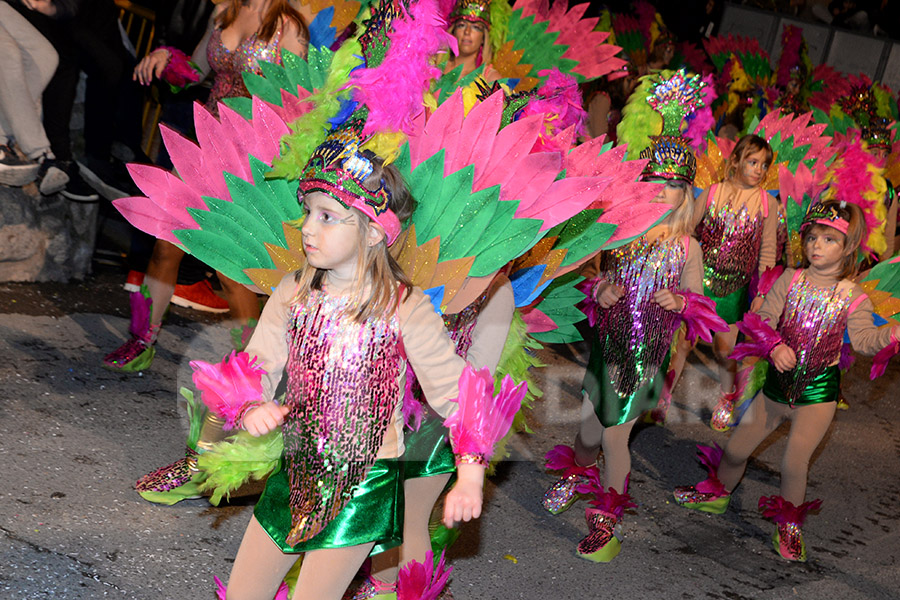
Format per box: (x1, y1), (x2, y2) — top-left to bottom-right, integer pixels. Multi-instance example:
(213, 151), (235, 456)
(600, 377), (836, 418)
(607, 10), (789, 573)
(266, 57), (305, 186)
(756, 194), (780, 276)
(846, 287), (899, 355)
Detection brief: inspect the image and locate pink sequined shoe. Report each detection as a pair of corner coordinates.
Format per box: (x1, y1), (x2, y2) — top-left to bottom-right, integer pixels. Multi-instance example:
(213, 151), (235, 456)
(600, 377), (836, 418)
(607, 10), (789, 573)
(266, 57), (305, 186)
(673, 443), (731, 514)
(134, 447), (204, 504)
(759, 495), (822, 563)
(710, 390), (737, 432)
(541, 445), (600, 515)
(575, 480), (635, 563)
(349, 577), (397, 600)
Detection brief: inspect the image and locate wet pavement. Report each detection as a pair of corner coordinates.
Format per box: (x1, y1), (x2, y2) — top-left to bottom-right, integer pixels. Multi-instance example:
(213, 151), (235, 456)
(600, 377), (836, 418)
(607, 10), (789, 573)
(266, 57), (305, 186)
(1, 276), (899, 599)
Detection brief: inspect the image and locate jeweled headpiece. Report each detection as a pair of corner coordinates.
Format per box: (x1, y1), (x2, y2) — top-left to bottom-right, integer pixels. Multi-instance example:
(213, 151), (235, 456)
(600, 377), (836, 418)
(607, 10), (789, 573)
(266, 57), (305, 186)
(802, 201), (850, 235)
(450, 0), (491, 28)
(638, 70), (708, 183)
(298, 117), (401, 244)
(862, 117), (892, 152)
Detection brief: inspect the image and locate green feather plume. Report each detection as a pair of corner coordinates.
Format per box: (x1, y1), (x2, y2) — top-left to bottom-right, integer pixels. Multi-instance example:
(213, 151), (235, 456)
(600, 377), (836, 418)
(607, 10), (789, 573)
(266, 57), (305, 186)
(196, 430), (284, 505)
(618, 73), (662, 158)
(489, 0), (512, 55)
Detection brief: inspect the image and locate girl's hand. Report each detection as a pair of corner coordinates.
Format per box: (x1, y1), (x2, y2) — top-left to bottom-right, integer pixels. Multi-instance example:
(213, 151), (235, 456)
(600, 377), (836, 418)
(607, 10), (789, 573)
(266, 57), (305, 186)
(653, 289), (685, 312)
(771, 343), (797, 372)
(242, 402), (290, 437)
(133, 49), (171, 85)
(443, 463), (484, 527)
(749, 295), (765, 313)
(594, 282), (625, 308)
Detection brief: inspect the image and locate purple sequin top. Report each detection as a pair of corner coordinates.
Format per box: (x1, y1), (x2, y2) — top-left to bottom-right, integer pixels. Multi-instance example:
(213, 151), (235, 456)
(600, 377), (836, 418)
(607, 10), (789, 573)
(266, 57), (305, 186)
(697, 185), (766, 297)
(281, 290), (401, 546)
(774, 272), (855, 404)
(597, 236), (687, 397)
(205, 23), (284, 116)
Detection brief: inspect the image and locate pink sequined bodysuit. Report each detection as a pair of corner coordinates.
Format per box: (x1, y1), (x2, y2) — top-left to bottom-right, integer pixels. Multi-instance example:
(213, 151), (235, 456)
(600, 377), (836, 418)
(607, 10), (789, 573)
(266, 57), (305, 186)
(281, 290), (401, 545)
(597, 236), (687, 397)
(774, 272), (856, 404)
(205, 23), (284, 116)
(697, 184), (766, 297)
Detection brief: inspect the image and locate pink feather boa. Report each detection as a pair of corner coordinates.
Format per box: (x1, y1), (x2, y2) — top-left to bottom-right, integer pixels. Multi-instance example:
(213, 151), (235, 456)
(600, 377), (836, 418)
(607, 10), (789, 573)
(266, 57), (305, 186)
(776, 26), (804, 88)
(684, 74), (718, 154)
(190, 351), (267, 430)
(731, 312), (783, 361)
(443, 366), (526, 463)
(758, 495), (822, 526)
(870, 336), (899, 379)
(396, 550), (453, 600)
(679, 291), (729, 344)
(351, 0), (456, 136)
(159, 46), (202, 90)
(517, 68), (588, 152)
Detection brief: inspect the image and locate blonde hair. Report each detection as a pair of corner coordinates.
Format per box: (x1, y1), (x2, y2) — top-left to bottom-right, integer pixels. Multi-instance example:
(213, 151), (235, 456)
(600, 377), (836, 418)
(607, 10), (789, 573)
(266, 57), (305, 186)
(293, 156), (415, 322)
(800, 200), (865, 279)
(663, 184), (695, 239)
(725, 134), (773, 182)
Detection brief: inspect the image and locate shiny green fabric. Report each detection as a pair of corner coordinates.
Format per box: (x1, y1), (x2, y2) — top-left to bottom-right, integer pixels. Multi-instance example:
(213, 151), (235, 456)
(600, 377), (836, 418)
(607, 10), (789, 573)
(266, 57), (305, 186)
(255, 458), (402, 554)
(402, 416), (456, 480)
(583, 340), (671, 427)
(763, 365), (840, 406)
(704, 282), (748, 325)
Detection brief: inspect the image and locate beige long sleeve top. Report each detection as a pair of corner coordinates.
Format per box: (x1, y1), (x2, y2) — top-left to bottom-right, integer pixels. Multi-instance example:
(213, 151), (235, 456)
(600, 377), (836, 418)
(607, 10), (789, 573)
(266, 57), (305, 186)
(245, 273), (472, 460)
(693, 181), (779, 276)
(758, 268), (895, 361)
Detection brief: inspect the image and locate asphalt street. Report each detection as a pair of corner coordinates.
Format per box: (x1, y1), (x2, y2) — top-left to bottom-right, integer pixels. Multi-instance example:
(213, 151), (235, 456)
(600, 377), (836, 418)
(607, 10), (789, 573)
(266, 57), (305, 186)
(1, 289), (899, 599)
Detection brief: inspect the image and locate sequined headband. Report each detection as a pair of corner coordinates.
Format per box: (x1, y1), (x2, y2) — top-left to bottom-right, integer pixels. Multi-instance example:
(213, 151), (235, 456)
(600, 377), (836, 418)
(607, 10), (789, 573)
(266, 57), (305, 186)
(802, 203), (850, 235)
(298, 127), (401, 245)
(639, 135), (697, 183)
(450, 0), (491, 29)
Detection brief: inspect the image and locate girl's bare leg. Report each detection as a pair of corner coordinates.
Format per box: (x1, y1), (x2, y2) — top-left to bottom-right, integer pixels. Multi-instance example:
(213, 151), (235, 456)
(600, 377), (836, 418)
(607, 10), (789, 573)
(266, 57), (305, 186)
(717, 394), (785, 491)
(780, 402), (836, 505)
(292, 543), (376, 600)
(713, 325), (740, 395)
(226, 516), (299, 600)
(574, 391), (604, 466)
(600, 418), (638, 492)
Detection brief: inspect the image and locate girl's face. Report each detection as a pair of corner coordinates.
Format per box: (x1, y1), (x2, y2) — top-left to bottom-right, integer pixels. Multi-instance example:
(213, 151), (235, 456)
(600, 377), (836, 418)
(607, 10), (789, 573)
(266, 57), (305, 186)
(300, 192), (365, 282)
(732, 147), (770, 189)
(651, 179), (688, 207)
(452, 20), (485, 58)
(804, 225), (847, 275)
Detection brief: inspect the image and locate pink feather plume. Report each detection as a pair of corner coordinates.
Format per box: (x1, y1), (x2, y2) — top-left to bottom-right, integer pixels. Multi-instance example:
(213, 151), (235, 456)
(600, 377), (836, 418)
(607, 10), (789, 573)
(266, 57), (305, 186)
(159, 47), (202, 89)
(693, 443), (728, 496)
(190, 351), (267, 430)
(684, 74), (718, 153)
(731, 312), (783, 361)
(128, 288), (153, 339)
(402, 362), (426, 431)
(396, 550), (453, 600)
(544, 444), (597, 478)
(575, 474), (636, 519)
(575, 277), (600, 328)
(679, 291), (729, 344)
(870, 337), (899, 379)
(758, 495), (822, 526)
(757, 265), (784, 297)
(443, 366), (526, 462)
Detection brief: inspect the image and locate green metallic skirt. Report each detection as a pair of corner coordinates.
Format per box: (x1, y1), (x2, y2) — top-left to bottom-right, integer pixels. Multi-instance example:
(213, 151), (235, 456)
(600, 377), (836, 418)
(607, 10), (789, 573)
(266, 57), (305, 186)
(704, 282), (748, 325)
(583, 345), (672, 428)
(402, 416), (456, 480)
(254, 458), (402, 555)
(763, 365), (840, 406)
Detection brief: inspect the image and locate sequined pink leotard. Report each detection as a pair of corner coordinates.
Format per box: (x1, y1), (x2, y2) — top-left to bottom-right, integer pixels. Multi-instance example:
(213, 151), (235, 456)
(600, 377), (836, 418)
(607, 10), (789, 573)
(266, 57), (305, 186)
(205, 22), (284, 116)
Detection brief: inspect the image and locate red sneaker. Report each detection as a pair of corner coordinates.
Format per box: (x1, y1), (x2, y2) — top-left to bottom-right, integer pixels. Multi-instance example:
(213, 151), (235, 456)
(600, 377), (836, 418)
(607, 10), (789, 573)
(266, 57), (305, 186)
(172, 279), (229, 313)
(123, 270), (145, 292)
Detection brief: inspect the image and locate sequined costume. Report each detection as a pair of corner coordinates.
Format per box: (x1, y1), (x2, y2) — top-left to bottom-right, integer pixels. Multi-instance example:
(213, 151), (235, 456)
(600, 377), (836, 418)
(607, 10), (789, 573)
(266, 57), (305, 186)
(583, 233), (702, 427)
(205, 23), (284, 116)
(756, 269), (895, 406)
(695, 181), (778, 323)
(248, 274), (475, 553)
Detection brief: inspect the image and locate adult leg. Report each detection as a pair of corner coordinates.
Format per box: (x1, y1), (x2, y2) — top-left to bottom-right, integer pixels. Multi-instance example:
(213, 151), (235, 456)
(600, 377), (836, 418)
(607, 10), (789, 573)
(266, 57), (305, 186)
(717, 394), (786, 491)
(292, 543), (377, 600)
(145, 240), (185, 327)
(218, 273), (261, 325)
(780, 402), (837, 505)
(226, 516), (299, 600)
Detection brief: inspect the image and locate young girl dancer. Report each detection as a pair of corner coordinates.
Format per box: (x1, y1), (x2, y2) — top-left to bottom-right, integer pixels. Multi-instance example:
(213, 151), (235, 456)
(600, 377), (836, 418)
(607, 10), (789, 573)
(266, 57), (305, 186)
(542, 69), (726, 563)
(693, 134), (779, 431)
(674, 200), (900, 562)
(203, 124), (521, 600)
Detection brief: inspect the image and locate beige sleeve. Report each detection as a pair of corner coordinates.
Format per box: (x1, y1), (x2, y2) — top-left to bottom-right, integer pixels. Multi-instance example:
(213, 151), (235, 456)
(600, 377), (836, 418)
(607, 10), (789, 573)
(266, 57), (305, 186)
(398, 288), (468, 420)
(847, 286), (897, 356)
(881, 197), (898, 260)
(680, 237), (704, 294)
(692, 187), (711, 231)
(757, 194), (779, 274)
(466, 278), (515, 372)
(757, 268), (794, 326)
(242, 273), (296, 402)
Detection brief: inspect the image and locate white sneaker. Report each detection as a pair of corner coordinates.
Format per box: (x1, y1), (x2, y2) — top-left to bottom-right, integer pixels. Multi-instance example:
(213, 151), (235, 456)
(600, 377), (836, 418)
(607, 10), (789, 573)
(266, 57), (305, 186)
(37, 159), (70, 196)
(0, 144), (39, 186)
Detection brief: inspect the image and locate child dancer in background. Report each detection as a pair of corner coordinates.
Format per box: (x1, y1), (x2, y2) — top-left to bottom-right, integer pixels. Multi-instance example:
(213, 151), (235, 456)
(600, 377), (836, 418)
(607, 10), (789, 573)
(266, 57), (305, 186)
(693, 134), (779, 431)
(198, 125), (521, 600)
(674, 200), (900, 562)
(542, 70), (726, 562)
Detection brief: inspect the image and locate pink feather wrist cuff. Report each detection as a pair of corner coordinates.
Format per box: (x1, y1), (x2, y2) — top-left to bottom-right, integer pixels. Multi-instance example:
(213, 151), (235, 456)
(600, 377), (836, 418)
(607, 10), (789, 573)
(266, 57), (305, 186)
(730, 312), (783, 361)
(159, 46), (202, 90)
(443, 366), (527, 464)
(678, 291), (729, 344)
(190, 351), (267, 430)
